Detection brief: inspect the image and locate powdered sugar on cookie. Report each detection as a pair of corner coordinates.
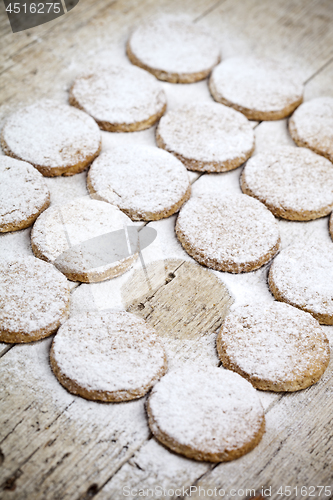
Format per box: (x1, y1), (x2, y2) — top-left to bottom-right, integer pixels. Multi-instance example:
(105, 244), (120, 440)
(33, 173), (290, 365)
(31, 198), (137, 282)
(69, 66), (166, 131)
(127, 16), (220, 82)
(289, 97), (333, 162)
(156, 102), (254, 172)
(176, 194), (280, 272)
(210, 57), (303, 120)
(51, 311), (167, 400)
(0, 157), (50, 232)
(1, 100), (101, 176)
(241, 147), (333, 220)
(218, 302), (330, 391)
(269, 240), (333, 324)
(0, 257), (70, 342)
(88, 146), (190, 220)
(147, 366), (265, 461)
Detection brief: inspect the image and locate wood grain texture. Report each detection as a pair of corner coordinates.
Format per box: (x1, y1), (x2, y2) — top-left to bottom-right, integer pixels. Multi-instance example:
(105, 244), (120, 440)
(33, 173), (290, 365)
(204, 0), (333, 81)
(0, 260), (233, 499)
(1, 0), (333, 498)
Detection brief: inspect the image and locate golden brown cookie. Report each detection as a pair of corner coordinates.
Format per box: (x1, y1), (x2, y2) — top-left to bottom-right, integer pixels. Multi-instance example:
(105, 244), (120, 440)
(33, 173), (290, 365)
(289, 97), (333, 162)
(209, 57), (303, 120)
(1, 100), (101, 176)
(31, 198), (138, 282)
(176, 194), (280, 273)
(50, 311), (167, 402)
(87, 145), (191, 221)
(156, 102), (255, 172)
(268, 240), (333, 325)
(127, 16), (220, 83)
(147, 366), (265, 462)
(241, 147), (333, 221)
(0, 156), (50, 232)
(217, 302), (330, 392)
(0, 257), (70, 343)
(69, 66), (166, 132)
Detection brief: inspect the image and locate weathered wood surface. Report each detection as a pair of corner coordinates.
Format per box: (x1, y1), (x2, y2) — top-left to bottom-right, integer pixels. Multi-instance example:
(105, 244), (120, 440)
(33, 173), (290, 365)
(1, 0), (333, 499)
(0, 260), (233, 499)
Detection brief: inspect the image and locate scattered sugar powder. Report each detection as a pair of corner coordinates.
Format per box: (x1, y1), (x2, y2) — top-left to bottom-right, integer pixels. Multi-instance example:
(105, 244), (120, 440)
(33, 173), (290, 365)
(289, 97), (333, 161)
(219, 302), (330, 385)
(156, 102), (254, 170)
(0, 156), (50, 231)
(242, 147), (333, 219)
(269, 240), (333, 319)
(148, 366), (264, 455)
(128, 15), (220, 76)
(210, 57), (303, 114)
(176, 193), (280, 271)
(70, 66), (166, 125)
(88, 145), (190, 220)
(0, 256), (70, 338)
(1, 100), (101, 172)
(52, 311), (166, 393)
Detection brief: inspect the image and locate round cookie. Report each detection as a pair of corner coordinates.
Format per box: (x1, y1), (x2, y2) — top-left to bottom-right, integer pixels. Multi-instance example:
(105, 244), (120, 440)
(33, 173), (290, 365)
(127, 16), (220, 83)
(176, 194), (280, 273)
(209, 57), (303, 121)
(31, 198), (138, 283)
(289, 97), (333, 162)
(268, 241), (333, 325)
(69, 66), (166, 132)
(0, 257), (70, 343)
(329, 213), (333, 241)
(50, 311), (167, 402)
(241, 147), (333, 221)
(1, 100), (101, 177)
(217, 302), (330, 392)
(156, 102), (255, 172)
(147, 366), (265, 462)
(0, 156), (50, 232)
(87, 146), (191, 221)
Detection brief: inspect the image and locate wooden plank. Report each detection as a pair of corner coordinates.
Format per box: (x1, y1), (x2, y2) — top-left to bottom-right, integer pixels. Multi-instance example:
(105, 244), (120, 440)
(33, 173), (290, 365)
(0, 0), (222, 108)
(191, 357), (333, 499)
(92, 33), (333, 498)
(204, 0), (333, 81)
(1, 0), (333, 498)
(304, 59), (333, 100)
(0, 340), (150, 500)
(0, 258), (233, 499)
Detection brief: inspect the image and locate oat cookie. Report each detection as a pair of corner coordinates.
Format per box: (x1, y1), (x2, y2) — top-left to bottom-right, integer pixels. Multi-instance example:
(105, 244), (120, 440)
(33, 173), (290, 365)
(289, 97), (333, 162)
(69, 66), (166, 132)
(87, 145), (191, 221)
(329, 213), (333, 241)
(156, 102), (254, 172)
(269, 241), (333, 325)
(176, 194), (280, 273)
(31, 198), (138, 282)
(241, 147), (333, 221)
(0, 156), (50, 232)
(209, 57), (303, 120)
(127, 16), (220, 83)
(0, 257), (70, 343)
(217, 302), (330, 392)
(147, 366), (265, 462)
(1, 100), (101, 177)
(50, 311), (167, 402)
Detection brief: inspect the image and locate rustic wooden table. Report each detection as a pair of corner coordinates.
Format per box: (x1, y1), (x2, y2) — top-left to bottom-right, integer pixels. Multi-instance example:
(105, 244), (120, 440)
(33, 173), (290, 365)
(1, 1), (333, 499)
